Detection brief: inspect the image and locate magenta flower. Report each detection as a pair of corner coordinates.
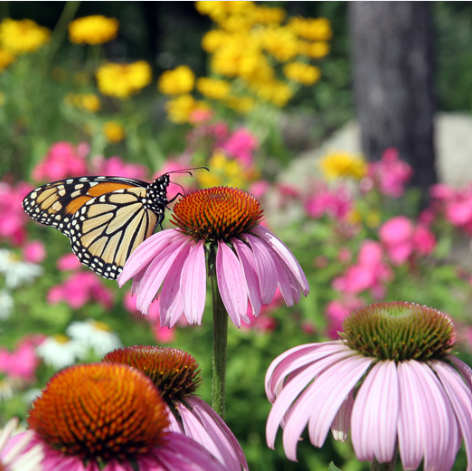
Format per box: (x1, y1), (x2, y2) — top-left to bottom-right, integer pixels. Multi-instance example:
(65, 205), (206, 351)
(0, 181), (33, 246)
(90, 154), (149, 180)
(118, 187), (309, 327)
(266, 302), (472, 470)
(0, 341), (40, 383)
(12, 363), (226, 471)
(304, 183), (353, 221)
(222, 128), (258, 168)
(32, 142), (89, 182)
(366, 147), (413, 197)
(22, 240), (46, 264)
(47, 271), (114, 309)
(103, 346), (248, 471)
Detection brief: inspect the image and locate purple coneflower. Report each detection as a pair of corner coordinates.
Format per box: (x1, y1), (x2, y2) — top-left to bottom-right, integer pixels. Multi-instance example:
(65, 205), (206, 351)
(103, 346), (248, 471)
(0, 418), (43, 471)
(118, 186), (309, 328)
(266, 302), (472, 470)
(11, 363), (226, 470)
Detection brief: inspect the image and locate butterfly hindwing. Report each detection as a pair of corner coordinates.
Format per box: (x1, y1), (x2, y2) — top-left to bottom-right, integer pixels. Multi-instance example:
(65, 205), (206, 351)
(69, 187), (161, 280)
(22, 175), (171, 280)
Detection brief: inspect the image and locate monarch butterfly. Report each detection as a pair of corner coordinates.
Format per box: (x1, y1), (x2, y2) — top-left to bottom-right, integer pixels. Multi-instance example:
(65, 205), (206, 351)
(22, 171), (200, 280)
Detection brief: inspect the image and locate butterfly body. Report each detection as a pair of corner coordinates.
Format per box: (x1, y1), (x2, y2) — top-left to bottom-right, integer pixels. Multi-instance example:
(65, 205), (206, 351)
(22, 175), (170, 280)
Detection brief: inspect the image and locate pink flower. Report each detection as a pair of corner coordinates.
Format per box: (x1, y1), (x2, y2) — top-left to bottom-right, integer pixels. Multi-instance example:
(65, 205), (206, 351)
(0, 418), (44, 471)
(0, 342), (40, 383)
(222, 128), (258, 168)
(57, 253), (82, 271)
(266, 302), (472, 469)
(103, 347), (248, 471)
(379, 216), (436, 265)
(48, 272), (114, 309)
(366, 148), (413, 197)
(332, 241), (391, 298)
(22, 240), (46, 264)
(305, 184), (352, 220)
(12, 363), (226, 471)
(325, 296), (364, 339)
(32, 142), (89, 182)
(118, 187), (309, 327)
(0, 181), (33, 246)
(90, 155), (149, 180)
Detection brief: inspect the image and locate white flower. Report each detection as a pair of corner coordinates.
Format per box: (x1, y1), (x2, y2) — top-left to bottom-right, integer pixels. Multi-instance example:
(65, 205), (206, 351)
(66, 319), (122, 358)
(0, 250), (43, 289)
(0, 418), (44, 471)
(0, 290), (13, 320)
(36, 335), (86, 370)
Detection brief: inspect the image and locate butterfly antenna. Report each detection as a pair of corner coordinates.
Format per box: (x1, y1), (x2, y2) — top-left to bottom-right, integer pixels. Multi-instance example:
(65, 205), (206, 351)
(166, 166), (209, 178)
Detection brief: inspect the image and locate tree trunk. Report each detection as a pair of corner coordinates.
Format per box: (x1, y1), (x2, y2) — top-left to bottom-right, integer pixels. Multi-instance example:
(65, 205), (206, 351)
(349, 2), (437, 194)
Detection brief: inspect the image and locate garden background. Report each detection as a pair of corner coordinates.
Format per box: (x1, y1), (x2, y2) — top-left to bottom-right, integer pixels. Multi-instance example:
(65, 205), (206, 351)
(1, 2), (472, 470)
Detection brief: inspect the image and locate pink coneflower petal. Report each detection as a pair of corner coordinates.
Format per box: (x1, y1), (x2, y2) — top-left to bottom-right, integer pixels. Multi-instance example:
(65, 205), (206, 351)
(252, 225), (309, 295)
(331, 391), (354, 442)
(233, 239), (262, 316)
(398, 361), (460, 471)
(177, 397), (248, 471)
(243, 233), (277, 305)
(216, 241), (248, 327)
(136, 237), (189, 313)
(430, 360), (472, 471)
(159, 246), (191, 327)
(118, 230), (180, 284)
(351, 361), (399, 462)
(181, 241), (206, 324)
(148, 433), (226, 470)
(266, 342), (351, 401)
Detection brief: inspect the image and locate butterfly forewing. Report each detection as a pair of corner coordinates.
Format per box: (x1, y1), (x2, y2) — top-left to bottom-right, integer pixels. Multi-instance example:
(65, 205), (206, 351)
(22, 175), (171, 280)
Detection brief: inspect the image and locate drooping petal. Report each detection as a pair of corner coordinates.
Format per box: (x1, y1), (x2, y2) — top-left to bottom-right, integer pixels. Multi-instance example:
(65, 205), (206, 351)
(216, 241), (248, 327)
(252, 225), (309, 295)
(135, 236), (189, 314)
(181, 240), (206, 325)
(146, 432), (226, 470)
(265, 341), (351, 402)
(178, 397), (249, 471)
(331, 390), (354, 442)
(159, 243), (192, 327)
(233, 238), (262, 316)
(117, 230), (181, 286)
(280, 354), (371, 461)
(351, 361), (399, 463)
(243, 233), (277, 305)
(430, 360), (472, 471)
(397, 361), (460, 471)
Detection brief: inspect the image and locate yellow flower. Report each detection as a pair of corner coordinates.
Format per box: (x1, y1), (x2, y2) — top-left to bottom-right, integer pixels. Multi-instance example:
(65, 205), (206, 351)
(0, 48), (15, 71)
(158, 65), (195, 95)
(252, 5), (286, 24)
(0, 19), (50, 54)
(260, 26), (299, 62)
(197, 151), (248, 188)
(196, 77), (231, 100)
(103, 121), (125, 143)
(66, 93), (101, 112)
(201, 30), (228, 53)
(250, 79), (293, 107)
(165, 94), (209, 123)
(196, 1), (255, 23)
(96, 61), (152, 98)
(288, 17), (332, 41)
(69, 15), (119, 45)
(298, 41), (330, 59)
(283, 62), (321, 86)
(319, 151), (367, 180)
(224, 95), (255, 114)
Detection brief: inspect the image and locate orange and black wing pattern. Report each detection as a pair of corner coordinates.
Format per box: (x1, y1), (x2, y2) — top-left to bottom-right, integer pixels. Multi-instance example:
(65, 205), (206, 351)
(22, 176), (170, 279)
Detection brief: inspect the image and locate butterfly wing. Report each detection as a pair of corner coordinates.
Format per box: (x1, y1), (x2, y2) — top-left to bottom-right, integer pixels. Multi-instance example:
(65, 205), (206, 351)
(69, 186), (161, 279)
(22, 176), (148, 237)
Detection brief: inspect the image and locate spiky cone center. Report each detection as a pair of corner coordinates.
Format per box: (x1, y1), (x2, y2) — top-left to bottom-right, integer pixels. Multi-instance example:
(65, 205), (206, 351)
(103, 346), (202, 404)
(171, 187), (264, 243)
(27, 363), (169, 463)
(341, 301), (456, 361)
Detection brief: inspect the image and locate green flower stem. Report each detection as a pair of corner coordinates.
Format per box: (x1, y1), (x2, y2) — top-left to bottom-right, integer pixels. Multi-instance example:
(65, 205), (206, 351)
(209, 246), (228, 419)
